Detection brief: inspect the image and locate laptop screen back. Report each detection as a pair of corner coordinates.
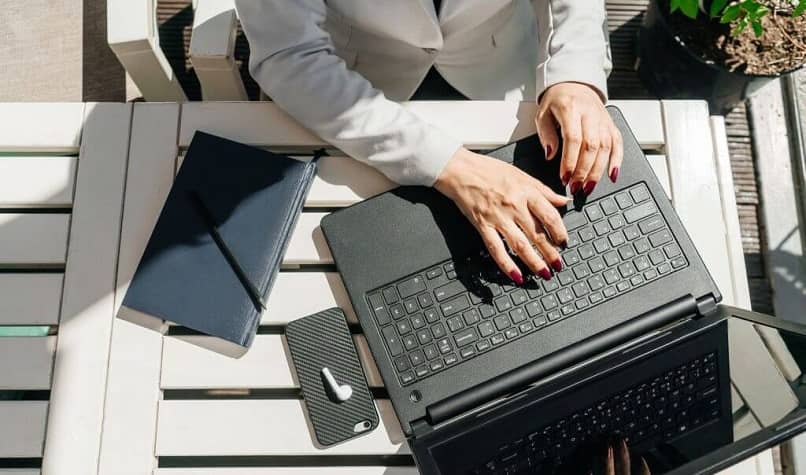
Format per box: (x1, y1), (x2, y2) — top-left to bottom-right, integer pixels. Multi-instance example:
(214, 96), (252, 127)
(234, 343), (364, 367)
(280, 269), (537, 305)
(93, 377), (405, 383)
(414, 307), (806, 475)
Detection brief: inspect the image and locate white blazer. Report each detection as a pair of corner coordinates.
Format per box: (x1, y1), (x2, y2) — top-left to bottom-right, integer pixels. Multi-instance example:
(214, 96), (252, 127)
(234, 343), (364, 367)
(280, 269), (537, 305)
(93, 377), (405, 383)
(236, 0), (612, 186)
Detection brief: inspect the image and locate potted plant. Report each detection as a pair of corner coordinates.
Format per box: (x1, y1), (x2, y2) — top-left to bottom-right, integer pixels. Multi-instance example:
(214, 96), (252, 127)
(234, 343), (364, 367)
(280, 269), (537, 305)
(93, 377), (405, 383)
(638, 0), (806, 113)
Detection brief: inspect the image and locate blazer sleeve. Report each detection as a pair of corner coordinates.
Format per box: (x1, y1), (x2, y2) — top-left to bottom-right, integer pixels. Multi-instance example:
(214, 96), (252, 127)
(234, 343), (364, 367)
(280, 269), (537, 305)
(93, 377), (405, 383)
(234, 0), (462, 186)
(532, 0), (613, 102)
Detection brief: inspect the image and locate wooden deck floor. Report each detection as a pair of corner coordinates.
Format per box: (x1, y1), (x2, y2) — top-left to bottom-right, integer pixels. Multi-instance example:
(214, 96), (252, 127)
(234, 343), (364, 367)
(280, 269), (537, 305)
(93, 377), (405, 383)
(155, 0), (774, 314)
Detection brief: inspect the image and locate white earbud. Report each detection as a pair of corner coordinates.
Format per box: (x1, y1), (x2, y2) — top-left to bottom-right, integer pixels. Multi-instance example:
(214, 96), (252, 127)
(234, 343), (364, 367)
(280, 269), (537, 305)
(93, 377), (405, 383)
(321, 367), (353, 402)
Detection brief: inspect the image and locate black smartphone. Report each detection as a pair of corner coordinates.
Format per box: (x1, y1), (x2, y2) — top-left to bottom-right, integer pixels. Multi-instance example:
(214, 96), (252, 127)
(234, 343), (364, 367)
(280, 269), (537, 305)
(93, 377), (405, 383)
(285, 307), (379, 446)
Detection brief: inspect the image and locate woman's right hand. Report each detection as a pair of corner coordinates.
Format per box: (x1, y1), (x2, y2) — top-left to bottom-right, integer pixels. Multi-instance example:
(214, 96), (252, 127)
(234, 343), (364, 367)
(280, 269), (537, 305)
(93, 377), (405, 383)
(434, 147), (570, 284)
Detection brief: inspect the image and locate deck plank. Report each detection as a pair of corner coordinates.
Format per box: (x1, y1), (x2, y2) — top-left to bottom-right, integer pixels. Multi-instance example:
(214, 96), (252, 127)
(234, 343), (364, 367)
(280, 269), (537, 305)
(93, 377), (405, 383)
(0, 337), (56, 390)
(0, 274), (63, 325)
(0, 157), (76, 207)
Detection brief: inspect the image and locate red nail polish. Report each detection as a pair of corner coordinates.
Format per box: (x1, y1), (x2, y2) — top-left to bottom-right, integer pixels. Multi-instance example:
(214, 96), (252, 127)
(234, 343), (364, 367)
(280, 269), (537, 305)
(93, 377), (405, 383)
(509, 270), (524, 285)
(538, 268), (552, 281)
(583, 181), (596, 196)
(610, 167), (619, 183)
(570, 181), (581, 194)
(551, 259), (563, 272)
(562, 171), (571, 186)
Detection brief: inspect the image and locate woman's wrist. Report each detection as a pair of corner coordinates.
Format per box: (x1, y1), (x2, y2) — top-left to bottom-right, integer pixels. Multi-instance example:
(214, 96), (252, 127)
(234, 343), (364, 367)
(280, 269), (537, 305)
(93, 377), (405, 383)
(434, 147), (476, 198)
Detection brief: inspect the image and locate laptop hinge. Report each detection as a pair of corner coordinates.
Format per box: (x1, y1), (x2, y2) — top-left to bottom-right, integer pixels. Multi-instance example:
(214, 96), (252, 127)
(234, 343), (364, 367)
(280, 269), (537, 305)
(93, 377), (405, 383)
(696, 295), (718, 317)
(411, 418), (432, 439)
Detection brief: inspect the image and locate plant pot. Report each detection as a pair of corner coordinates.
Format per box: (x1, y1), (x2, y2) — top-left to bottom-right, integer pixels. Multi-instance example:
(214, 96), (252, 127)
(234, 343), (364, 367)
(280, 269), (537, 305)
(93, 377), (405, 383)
(637, 0), (802, 114)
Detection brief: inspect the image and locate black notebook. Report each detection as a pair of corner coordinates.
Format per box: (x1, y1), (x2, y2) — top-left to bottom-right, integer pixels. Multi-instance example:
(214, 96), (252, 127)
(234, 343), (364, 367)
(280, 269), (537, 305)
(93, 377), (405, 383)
(119, 131), (318, 357)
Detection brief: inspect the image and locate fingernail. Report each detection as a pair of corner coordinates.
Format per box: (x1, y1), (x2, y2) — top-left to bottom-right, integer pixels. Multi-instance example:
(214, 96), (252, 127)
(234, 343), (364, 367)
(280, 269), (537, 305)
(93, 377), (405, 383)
(538, 268), (551, 281)
(610, 167), (619, 183)
(570, 181), (581, 195)
(509, 270), (524, 285)
(583, 181), (596, 196)
(551, 259), (563, 272)
(562, 171), (571, 186)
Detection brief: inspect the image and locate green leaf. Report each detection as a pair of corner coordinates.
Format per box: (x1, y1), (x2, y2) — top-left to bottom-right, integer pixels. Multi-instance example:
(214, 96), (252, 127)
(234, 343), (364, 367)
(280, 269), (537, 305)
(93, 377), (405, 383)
(721, 4), (742, 22)
(710, 0), (730, 17)
(732, 17), (748, 35)
(751, 18), (764, 36)
(679, 0), (700, 18)
(670, 0), (681, 12)
(794, 0), (806, 16)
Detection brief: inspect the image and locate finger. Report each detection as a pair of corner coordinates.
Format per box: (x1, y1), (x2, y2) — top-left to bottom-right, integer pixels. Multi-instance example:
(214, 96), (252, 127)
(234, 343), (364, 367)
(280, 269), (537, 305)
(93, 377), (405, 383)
(478, 225), (522, 284)
(638, 456), (651, 475)
(535, 108), (560, 160)
(514, 212), (562, 273)
(499, 221), (550, 280)
(605, 445), (616, 475)
(584, 124), (612, 195)
(609, 124), (624, 183)
(528, 194), (569, 247)
(536, 181), (572, 208)
(615, 439), (631, 475)
(554, 102), (582, 186)
(570, 112), (600, 194)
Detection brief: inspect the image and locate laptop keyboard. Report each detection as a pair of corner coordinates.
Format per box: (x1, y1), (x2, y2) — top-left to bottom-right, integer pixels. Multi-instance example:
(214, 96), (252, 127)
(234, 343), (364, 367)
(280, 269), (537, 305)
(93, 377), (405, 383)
(473, 352), (721, 474)
(366, 183), (689, 387)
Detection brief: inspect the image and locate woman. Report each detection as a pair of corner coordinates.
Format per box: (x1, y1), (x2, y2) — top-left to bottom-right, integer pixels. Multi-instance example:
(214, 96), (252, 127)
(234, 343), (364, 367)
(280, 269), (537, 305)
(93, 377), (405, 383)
(236, 0), (622, 284)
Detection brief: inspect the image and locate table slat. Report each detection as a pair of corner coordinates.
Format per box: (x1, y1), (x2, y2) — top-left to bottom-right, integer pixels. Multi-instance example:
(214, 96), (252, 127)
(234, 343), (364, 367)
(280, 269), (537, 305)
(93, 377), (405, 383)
(161, 334), (382, 389)
(0, 214), (70, 265)
(262, 272), (356, 325)
(0, 103), (84, 153)
(307, 156), (395, 207)
(156, 399), (407, 456)
(0, 401), (48, 458)
(99, 103), (180, 475)
(179, 101), (664, 150)
(645, 154), (670, 198)
(155, 469), (417, 475)
(43, 103), (132, 474)
(0, 274), (63, 325)
(0, 337), (55, 390)
(285, 213), (332, 265)
(0, 157), (76, 207)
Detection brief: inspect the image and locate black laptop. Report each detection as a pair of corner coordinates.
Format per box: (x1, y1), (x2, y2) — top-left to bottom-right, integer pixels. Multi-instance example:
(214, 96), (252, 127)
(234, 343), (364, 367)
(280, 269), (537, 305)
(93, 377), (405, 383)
(320, 107), (806, 473)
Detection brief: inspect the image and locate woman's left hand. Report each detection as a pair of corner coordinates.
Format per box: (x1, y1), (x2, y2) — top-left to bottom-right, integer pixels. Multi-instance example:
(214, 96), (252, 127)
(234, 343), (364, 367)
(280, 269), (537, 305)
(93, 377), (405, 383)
(535, 82), (623, 196)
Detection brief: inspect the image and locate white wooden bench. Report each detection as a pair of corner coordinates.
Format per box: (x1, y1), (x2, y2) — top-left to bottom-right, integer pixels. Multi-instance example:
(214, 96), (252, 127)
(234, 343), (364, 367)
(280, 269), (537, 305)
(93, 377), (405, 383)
(0, 101), (785, 475)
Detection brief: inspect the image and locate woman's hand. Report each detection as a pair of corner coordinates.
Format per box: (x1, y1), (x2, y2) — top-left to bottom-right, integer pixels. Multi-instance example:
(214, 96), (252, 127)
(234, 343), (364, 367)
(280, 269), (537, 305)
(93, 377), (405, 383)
(536, 82), (623, 195)
(434, 148), (569, 284)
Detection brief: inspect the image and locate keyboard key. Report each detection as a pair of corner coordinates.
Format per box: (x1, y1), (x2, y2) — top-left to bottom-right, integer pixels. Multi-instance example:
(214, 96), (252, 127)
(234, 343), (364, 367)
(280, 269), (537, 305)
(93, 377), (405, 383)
(664, 244), (682, 258)
(424, 308), (439, 323)
(561, 304), (575, 315)
(593, 238), (610, 253)
(609, 231), (626, 247)
(616, 281), (631, 292)
(575, 299), (589, 310)
(382, 287), (399, 304)
(588, 275), (605, 291)
(476, 339), (492, 352)
(444, 262), (455, 272)
(417, 329), (433, 345)
(634, 237), (651, 254)
(397, 275), (426, 298)
(603, 286), (617, 298)
(454, 328), (478, 347)
(479, 321), (495, 337)
(547, 310), (562, 321)
(505, 328), (519, 339)
(630, 275), (643, 286)
(618, 244), (636, 260)
(624, 201), (658, 223)
(369, 293), (385, 312)
(417, 293), (434, 308)
(430, 360), (444, 371)
(585, 204), (604, 222)
(434, 280), (465, 302)
(604, 251), (620, 267)
(563, 250), (581, 267)
(601, 197), (619, 215)
(542, 279), (560, 292)
(510, 307), (527, 323)
(589, 292), (604, 304)
(564, 211), (587, 231)
(494, 314), (512, 330)
(390, 304), (405, 319)
(410, 349), (425, 366)
(573, 265), (590, 279)
(634, 255), (651, 272)
(395, 356), (410, 371)
(649, 229), (673, 248)
(491, 333), (506, 345)
(541, 295), (559, 310)
(446, 316), (463, 332)
(588, 256), (606, 273)
(396, 319), (412, 335)
(426, 267), (443, 279)
(444, 353), (459, 365)
(374, 307), (391, 326)
(383, 325), (404, 356)
(415, 365), (429, 377)
(578, 243), (595, 260)
(572, 282), (590, 297)
(460, 347), (476, 358)
(649, 249), (665, 265)
(579, 227), (596, 242)
(644, 269), (658, 281)
(400, 371), (415, 385)
(411, 313), (425, 329)
(615, 192), (633, 209)
(423, 344), (438, 360)
(671, 257), (686, 268)
(404, 298), (419, 313)
(479, 303), (496, 318)
(403, 334), (418, 350)
(603, 268), (619, 284)
(533, 315), (548, 327)
(526, 284), (542, 299)
(447, 270), (457, 279)
(518, 322), (534, 334)
(511, 289), (528, 305)
(618, 262), (636, 278)
(525, 301), (542, 317)
(557, 288), (574, 304)
(624, 225), (640, 241)
(494, 295), (513, 312)
(441, 294), (470, 316)
(639, 215), (664, 234)
(558, 271), (574, 286)
(594, 220), (610, 236)
(630, 184), (651, 203)
(609, 214), (626, 229)
(437, 338), (452, 354)
(567, 232), (581, 248)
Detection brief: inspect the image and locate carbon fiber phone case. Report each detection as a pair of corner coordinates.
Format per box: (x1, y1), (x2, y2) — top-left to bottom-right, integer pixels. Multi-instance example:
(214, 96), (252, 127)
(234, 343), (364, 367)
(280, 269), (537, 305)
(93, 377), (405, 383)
(285, 307), (379, 446)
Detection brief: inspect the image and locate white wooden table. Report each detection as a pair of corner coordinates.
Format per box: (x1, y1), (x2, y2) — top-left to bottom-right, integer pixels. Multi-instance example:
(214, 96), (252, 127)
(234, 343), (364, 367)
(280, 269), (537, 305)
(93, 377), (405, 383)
(0, 101), (786, 475)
